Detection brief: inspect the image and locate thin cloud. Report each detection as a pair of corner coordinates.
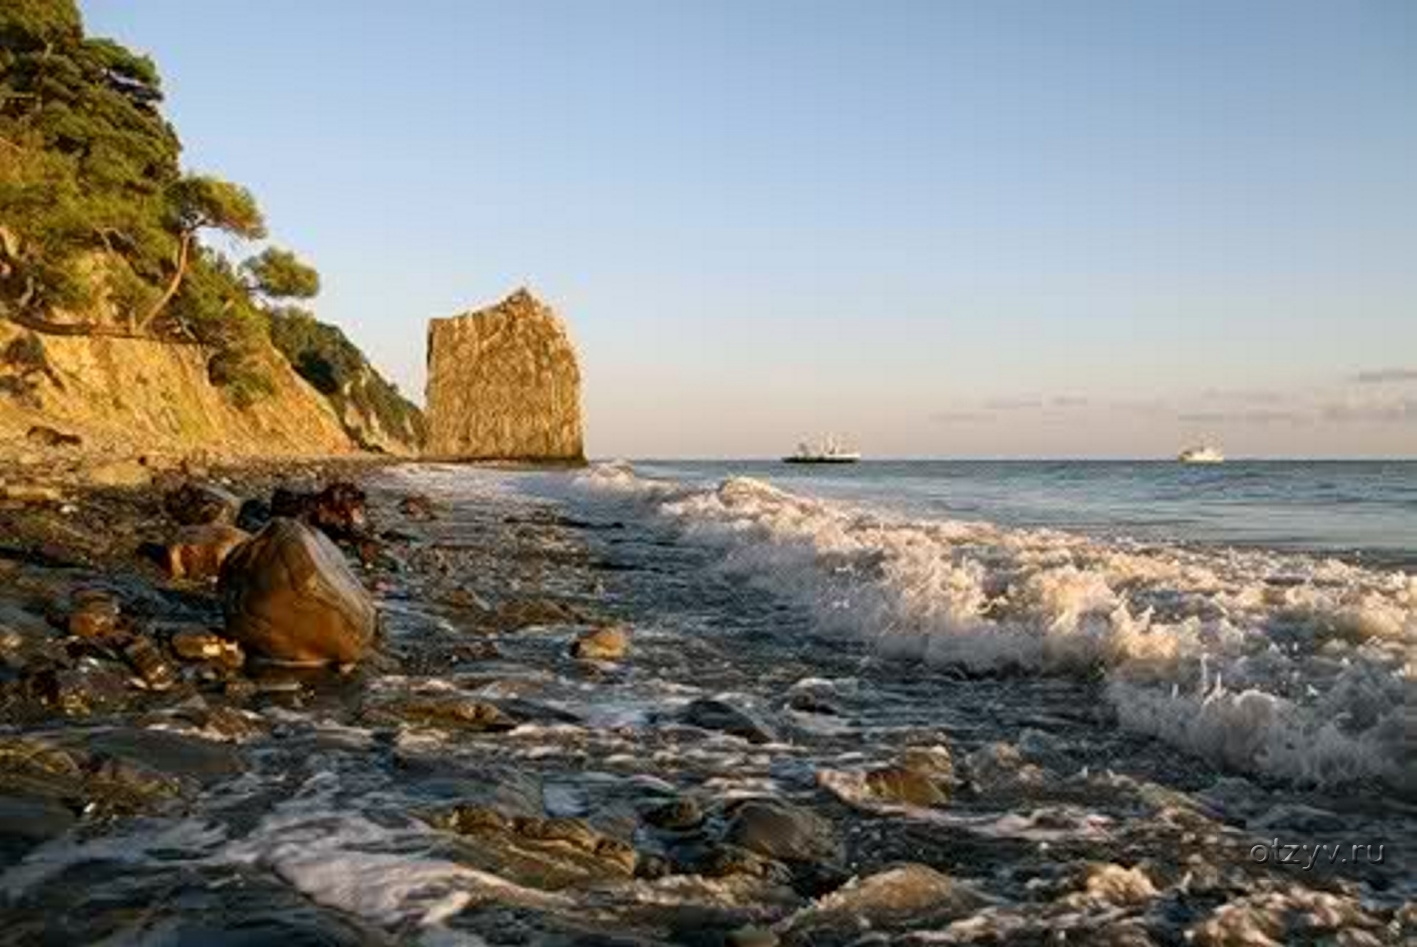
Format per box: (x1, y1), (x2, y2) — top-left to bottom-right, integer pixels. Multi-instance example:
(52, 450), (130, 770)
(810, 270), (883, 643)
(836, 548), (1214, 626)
(984, 397), (1043, 411)
(1321, 398), (1417, 424)
(1178, 409), (1307, 425)
(1352, 368), (1417, 384)
(929, 409), (990, 424)
(1200, 388), (1285, 404)
(1049, 395), (1089, 408)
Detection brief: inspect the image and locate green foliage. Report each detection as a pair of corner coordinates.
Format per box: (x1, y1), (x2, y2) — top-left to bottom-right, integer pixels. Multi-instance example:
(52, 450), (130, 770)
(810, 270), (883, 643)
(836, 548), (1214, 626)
(170, 175), (265, 239)
(268, 307), (426, 448)
(1, 2), (414, 429)
(243, 247), (319, 300)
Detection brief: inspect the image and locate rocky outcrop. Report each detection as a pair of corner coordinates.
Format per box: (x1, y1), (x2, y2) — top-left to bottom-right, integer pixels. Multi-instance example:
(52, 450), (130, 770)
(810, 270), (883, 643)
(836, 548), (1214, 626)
(425, 289), (584, 462)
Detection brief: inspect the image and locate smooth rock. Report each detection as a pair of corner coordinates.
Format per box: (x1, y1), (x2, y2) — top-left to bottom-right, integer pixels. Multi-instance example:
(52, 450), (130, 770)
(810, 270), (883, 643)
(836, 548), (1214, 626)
(163, 482), (242, 526)
(388, 695), (517, 732)
(439, 807), (640, 888)
(166, 523), (251, 581)
(643, 795), (704, 832)
(123, 637), (176, 691)
(88, 459), (151, 488)
(271, 482), (369, 540)
(723, 798), (840, 864)
(780, 864), (987, 944)
(84, 728), (244, 784)
(219, 518), (377, 665)
(37, 663), (132, 716)
(570, 625), (629, 661)
(235, 497), (273, 533)
(169, 628), (244, 669)
(862, 763), (949, 807)
(67, 594), (122, 640)
(681, 697), (778, 744)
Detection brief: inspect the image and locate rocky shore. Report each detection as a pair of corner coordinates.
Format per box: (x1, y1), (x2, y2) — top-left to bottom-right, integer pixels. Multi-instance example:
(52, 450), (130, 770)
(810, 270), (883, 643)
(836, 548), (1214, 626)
(0, 455), (1410, 945)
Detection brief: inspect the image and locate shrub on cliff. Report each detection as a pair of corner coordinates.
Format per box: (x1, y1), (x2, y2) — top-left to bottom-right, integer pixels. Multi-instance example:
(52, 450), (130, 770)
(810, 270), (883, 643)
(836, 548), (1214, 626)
(268, 308), (426, 451)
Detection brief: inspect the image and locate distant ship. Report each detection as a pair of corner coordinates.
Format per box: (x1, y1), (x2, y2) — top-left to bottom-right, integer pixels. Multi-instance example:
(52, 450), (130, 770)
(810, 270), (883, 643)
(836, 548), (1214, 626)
(1178, 445), (1225, 464)
(783, 436), (861, 464)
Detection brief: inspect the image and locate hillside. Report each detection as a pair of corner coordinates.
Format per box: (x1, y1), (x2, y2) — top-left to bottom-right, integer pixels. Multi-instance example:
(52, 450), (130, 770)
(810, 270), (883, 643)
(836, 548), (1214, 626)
(0, 0), (422, 456)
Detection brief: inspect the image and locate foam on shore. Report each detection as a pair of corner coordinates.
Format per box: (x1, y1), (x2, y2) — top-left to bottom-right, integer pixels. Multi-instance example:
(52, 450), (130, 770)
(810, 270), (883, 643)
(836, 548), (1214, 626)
(578, 463), (1414, 789)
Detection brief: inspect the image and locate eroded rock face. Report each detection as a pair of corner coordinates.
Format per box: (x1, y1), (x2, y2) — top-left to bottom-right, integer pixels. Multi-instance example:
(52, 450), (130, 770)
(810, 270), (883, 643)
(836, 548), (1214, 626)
(425, 289), (584, 461)
(218, 518), (376, 665)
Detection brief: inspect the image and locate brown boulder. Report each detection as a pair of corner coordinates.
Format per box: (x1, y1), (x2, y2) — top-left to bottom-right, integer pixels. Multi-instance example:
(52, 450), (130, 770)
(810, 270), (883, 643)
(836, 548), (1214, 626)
(570, 625), (628, 660)
(163, 482), (242, 526)
(219, 518), (376, 665)
(270, 482), (369, 541)
(166, 524), (251, 581)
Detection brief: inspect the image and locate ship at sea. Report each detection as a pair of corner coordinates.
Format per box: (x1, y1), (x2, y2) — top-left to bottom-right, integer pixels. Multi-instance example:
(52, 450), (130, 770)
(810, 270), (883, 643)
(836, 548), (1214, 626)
(783, 435), (861, 464)
(1178, 444), (1225, 464)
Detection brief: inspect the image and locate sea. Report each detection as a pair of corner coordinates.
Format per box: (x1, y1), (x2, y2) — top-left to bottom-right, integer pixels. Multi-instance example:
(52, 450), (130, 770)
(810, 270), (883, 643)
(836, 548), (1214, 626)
(3, 459), (1412, 942)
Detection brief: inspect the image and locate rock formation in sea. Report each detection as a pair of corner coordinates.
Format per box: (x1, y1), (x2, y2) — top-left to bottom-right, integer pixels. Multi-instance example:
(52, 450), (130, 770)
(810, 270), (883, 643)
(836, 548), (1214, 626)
(424, 289), (584, 462)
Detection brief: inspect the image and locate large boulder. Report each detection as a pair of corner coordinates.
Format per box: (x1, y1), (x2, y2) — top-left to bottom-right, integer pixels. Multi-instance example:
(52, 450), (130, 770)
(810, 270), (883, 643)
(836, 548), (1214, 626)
(218, 518), (376, 665)
(425, 288), (584, 461)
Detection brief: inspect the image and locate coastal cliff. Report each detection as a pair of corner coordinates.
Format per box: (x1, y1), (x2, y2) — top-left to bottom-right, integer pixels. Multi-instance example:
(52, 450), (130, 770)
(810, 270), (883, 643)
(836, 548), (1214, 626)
(0, 322), (354, 459)
(425, 289), (584, 462)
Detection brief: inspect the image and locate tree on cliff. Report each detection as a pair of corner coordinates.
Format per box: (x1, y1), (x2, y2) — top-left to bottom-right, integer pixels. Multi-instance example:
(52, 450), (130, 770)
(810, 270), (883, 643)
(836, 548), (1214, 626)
(137, 175), (267, 332)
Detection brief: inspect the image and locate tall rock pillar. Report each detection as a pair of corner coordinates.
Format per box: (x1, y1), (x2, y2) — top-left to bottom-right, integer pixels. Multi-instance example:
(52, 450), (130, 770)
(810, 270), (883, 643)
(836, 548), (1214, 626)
(424, 288), (585, 461)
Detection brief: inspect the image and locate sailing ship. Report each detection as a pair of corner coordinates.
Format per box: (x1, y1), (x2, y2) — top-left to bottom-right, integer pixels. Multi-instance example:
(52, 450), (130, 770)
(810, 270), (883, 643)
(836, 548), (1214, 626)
(1178, 445), (1225, 464)
(783, 435), (861, 464)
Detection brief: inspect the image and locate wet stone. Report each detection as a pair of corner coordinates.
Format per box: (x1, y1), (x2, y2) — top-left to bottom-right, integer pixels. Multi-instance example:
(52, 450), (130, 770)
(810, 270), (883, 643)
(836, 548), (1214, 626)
(37, 663), (132, 716)
(235, 497), (272, 533)
(681, 697), (778, 744)
(219, 518), (376, 665)
(863, 763), (950, 807)
(689, 844), (792, 884)
(163, 482), (242, 526)
(169, 628), (244, 669)
(166, 523), (250, 582)
(570, 625), (629, 661)
(439, 808), (642, 889)
(67, 594), (122, 640)
(383, 695), (518, 732)
(723, 798), (841, 865)
(779, 863), (987, 945)
(83, 728), (244, 784)
(272, 482), (369, 541)
(123, 637), (177, 691)
(643, 795), (704, 832)
(492, 597), (592, 632)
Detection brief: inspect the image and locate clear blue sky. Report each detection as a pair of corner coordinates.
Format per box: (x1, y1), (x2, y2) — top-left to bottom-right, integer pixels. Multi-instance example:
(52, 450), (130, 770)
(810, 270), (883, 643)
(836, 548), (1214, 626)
(83, 1), (1416, 457)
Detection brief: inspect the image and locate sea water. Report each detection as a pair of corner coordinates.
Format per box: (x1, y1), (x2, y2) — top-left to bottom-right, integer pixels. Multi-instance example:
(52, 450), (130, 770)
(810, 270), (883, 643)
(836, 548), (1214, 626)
(3, 460), (1412, 942)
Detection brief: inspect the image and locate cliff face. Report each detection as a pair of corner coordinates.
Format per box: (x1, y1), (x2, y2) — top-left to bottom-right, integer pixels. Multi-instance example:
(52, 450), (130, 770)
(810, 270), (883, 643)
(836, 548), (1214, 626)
(0, 321), (355, 458)
(425, 289), (584, 462)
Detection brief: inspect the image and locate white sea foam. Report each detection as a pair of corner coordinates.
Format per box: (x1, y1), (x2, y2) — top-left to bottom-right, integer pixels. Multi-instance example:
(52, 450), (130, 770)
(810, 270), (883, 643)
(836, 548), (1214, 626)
(577, 464), (1415, 788)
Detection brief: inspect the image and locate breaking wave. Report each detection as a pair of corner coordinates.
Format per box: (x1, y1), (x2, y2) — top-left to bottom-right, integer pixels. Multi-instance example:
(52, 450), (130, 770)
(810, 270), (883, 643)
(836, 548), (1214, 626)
(578, 463), (1415, 790)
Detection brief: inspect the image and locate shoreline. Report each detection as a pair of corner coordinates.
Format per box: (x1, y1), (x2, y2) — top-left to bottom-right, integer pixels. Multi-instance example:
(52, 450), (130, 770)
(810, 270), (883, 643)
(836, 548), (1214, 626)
(0, 458), (1411, 943)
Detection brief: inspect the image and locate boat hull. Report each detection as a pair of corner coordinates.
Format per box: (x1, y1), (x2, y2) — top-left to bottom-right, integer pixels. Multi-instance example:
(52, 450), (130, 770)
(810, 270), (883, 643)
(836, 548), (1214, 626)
(782, 456), (860, 464)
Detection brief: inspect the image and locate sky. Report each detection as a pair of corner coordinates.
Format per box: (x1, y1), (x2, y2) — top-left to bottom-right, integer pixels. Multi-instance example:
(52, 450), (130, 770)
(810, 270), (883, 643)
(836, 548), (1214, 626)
(83, 1), (1416, 458)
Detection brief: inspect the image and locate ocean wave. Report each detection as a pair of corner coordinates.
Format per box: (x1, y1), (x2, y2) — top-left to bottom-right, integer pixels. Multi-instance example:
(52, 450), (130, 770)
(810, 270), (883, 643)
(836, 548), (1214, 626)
(577, 463), (1415, 790)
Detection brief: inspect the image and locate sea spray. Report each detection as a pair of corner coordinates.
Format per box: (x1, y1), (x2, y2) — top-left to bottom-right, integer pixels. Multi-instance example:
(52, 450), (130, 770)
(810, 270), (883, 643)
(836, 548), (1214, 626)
(577, 463), (1413, 788)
